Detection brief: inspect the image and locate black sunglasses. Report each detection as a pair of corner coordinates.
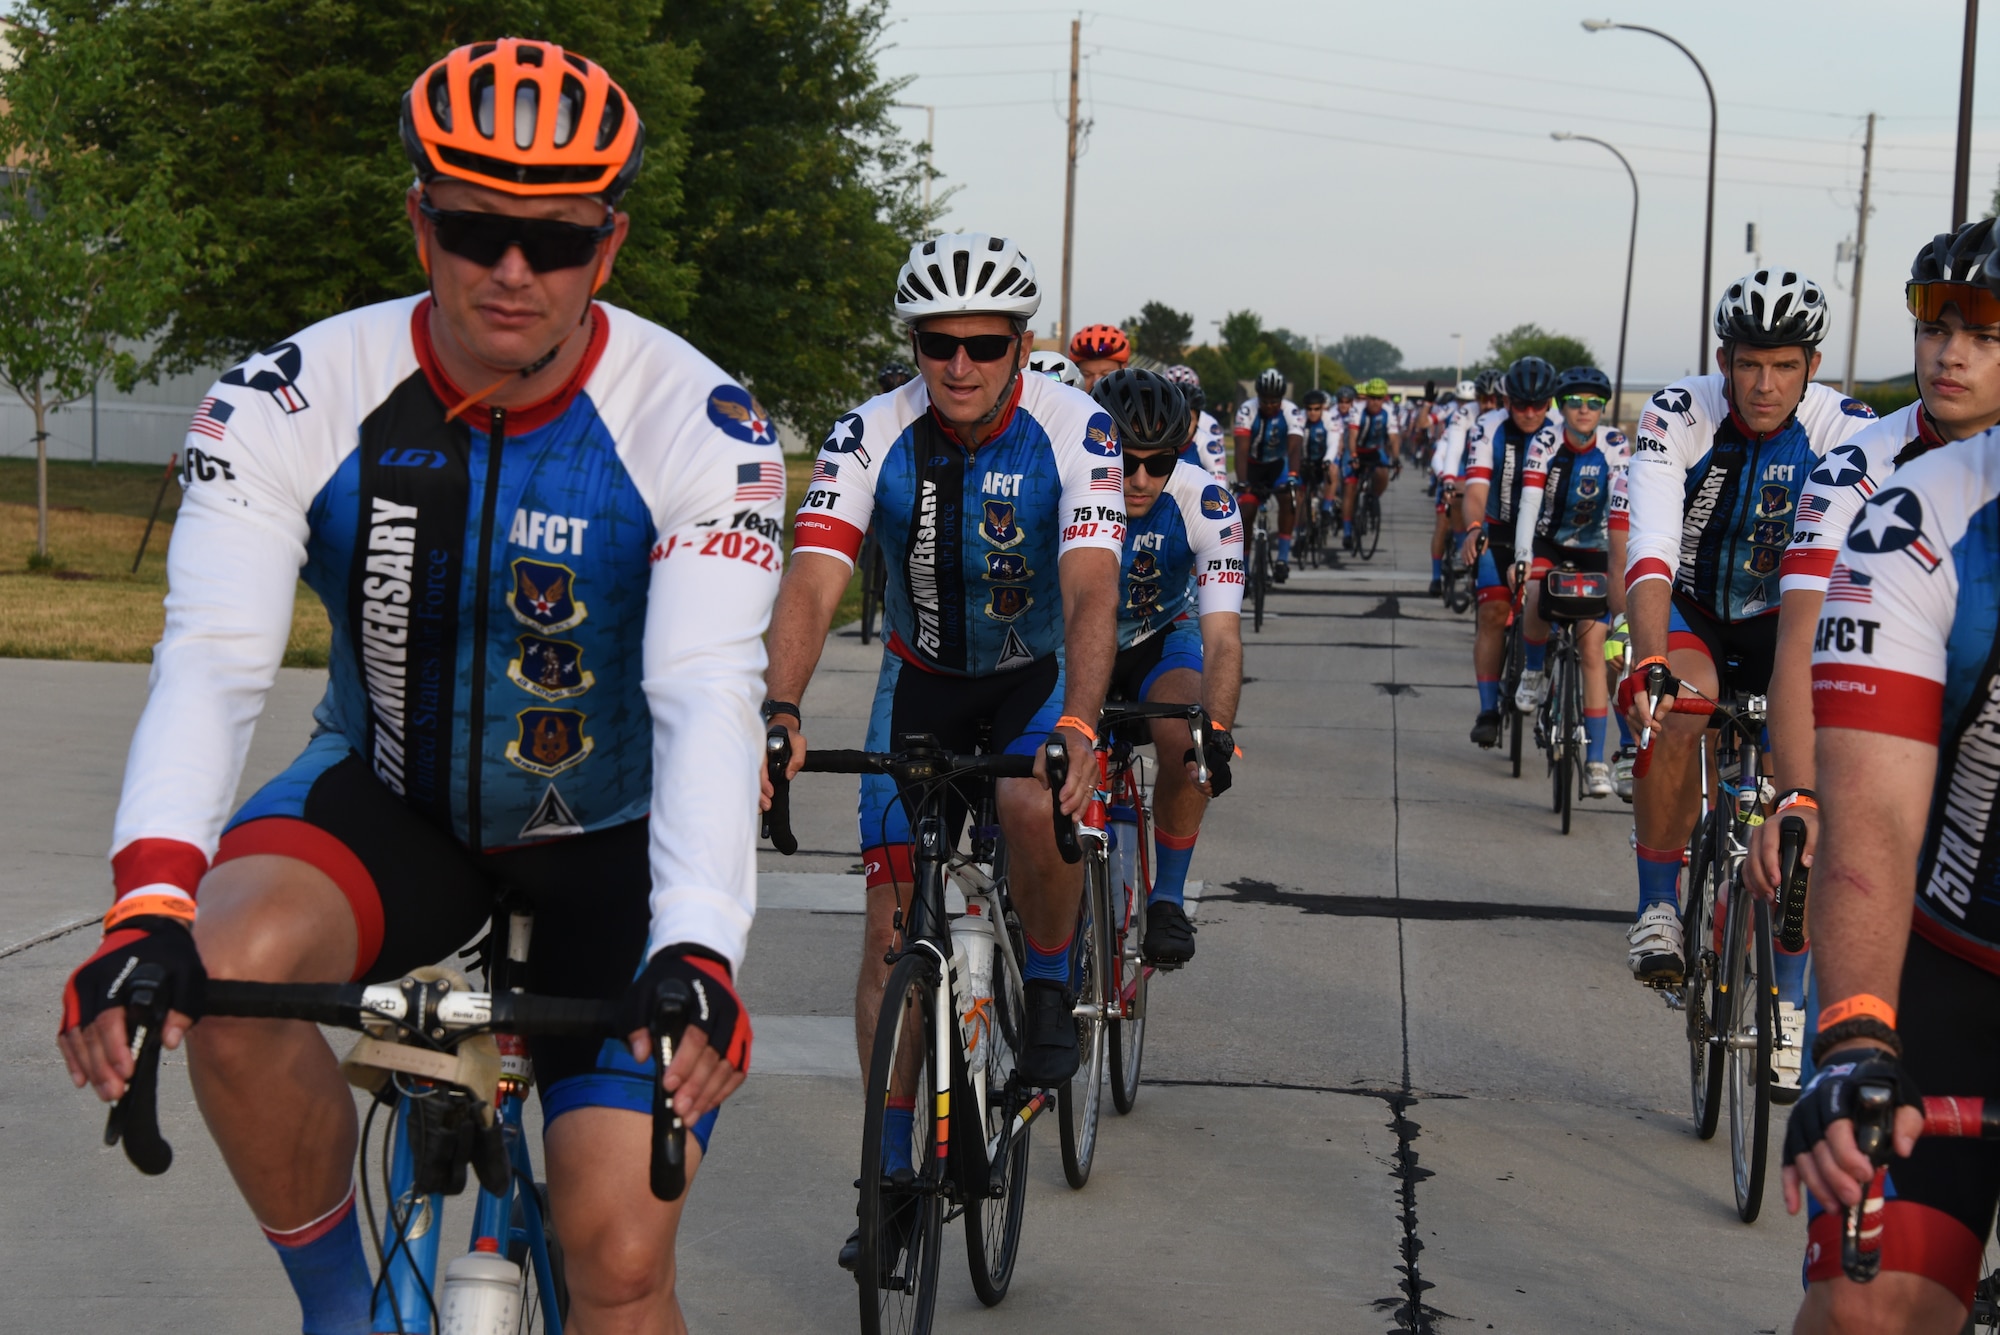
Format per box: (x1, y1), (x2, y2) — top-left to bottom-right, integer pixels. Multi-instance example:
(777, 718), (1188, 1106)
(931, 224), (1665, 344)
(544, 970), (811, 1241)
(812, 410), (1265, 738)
(1123, 449), (1176, 477)
(419, 198), (614, 273)
(912, 330), (1019, 363)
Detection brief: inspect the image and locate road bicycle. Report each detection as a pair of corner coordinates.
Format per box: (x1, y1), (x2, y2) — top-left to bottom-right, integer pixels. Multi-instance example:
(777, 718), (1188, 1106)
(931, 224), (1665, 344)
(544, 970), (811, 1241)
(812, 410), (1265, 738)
(104, 909), (692, 1334)
(1499, 570), (1528, 778)
(1238, 482), (1278, 634)
(1438, 515), (1476, 615)
(1293, 464), (1325, 570)
(763, 728), (1078, 1334)
(1052, 699), (1215, 1189)
(1352, 475), (1384, 561)
(1528, 565), (1609, 835)
(1636, 671), (1787, 1223)
(858, 529), (889, 646)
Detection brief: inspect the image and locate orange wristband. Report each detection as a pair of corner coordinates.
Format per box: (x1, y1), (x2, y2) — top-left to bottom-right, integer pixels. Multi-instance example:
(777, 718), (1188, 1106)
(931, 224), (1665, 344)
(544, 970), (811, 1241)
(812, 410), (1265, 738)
(1054, 715), (1098, 746)
(105, 892), (198, 930)
(1819, 993), (1896, 1032)
(1775, 792), (1819, 814)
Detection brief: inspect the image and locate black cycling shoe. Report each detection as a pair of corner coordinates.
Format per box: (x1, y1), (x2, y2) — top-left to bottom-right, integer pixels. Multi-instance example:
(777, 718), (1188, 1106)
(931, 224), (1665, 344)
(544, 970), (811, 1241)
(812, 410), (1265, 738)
(839, 1170), (921, 1280)
(1272, 560), (1289, 585)
(1141, 900), (1196, 966)
(837, 1226), (861, 1273)
(1470, 709), (1502, 748)
(1427, 576), (1443, 598)
(1016, 979), (1080, 1087)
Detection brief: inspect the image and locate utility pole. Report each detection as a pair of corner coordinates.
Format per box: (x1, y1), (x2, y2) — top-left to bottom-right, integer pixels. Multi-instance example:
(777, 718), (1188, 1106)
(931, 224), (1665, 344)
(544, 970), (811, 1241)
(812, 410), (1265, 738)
(1845, 112), (1876, 395)
(892, 103), (937, 212)
(1059, 18), (1081, 349)
(1312, 333), (1320, 390)
(1453, 333), (1463, 386)
(1955, 0), (1980, 228)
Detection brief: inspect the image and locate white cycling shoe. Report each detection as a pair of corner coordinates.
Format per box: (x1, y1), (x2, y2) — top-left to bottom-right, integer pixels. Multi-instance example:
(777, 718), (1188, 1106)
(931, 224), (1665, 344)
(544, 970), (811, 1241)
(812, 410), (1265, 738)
(1771, 1001), (1806, 1105)
(1611, 748), (1636, 802)
(1514, 670), (1549, 713)
(1584, 761), (1614, 798)
(1626, 902), (1685, 984)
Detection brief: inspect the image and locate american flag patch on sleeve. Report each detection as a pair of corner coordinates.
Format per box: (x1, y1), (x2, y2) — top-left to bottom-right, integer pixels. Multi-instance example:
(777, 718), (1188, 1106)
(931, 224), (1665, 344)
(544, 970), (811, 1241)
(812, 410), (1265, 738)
(735, 461), (786, 503)
(811, 458), (839, 484)
(189, 396), (234, 441)
(1826, 565), (1873, 604)
(1089, 466), (1122, 493)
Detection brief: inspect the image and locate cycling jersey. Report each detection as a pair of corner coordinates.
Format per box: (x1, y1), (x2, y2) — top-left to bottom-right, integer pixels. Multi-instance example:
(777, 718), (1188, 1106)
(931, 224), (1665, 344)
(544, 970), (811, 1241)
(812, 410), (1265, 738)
(1352, 406), (1395, 457)
(1514, 425), (1630, 554)
(1608, 466), (1630, 535)
(1117, 464), (1246, 649)
(792, 372), (1126, 677)
(1778, 403), (1938, 597)
(1179, 409), (1228, 481)
(110, 295), (782, 971)
(1302, 415), (1337, 463)
(1234, 398), (1305, 464)
(1811, 431), (2000, 971)
(1624, 376), (1876, 621)
(1464, 407), (1559, 530)
(1431, 401), (1478, 483)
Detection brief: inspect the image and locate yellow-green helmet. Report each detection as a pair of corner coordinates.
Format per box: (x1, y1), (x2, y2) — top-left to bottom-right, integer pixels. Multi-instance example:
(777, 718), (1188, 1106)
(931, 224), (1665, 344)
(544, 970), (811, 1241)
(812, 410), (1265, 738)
(1362, 377), (1390, 397)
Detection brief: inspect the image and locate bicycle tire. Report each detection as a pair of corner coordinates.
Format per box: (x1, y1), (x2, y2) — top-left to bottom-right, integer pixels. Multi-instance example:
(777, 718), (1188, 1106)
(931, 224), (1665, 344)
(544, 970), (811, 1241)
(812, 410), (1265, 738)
(1728, 894), (1775, 1223)
(1108, 768), (1149, 1115)
(962, 888), (1030, 1307)
(1683, 817), (1724, 1140)
(1558, 645), (1578, 834)
(1251, 532), (1268, 633)
(1359, 491), (1381, 560)
(1058, 846), (1110, 1188)
(1502, 620), (1525, 778)
(858, 953), (943, 1335)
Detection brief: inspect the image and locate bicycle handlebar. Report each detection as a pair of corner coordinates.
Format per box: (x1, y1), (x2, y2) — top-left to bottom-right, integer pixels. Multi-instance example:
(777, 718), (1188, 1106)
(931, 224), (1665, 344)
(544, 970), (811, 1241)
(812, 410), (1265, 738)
(1835, 1085), (2000, 1282)
(1097, 701), (1212, 791)
(1776, 815), (1810, 952)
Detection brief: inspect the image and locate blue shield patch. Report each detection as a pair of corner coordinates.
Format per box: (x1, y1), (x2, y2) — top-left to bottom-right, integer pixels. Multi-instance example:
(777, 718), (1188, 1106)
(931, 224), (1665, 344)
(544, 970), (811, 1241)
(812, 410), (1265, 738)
(986, 587), (1033, 621)
(980, 500), (1023, 549)
(1127, 582), (1161, 617)
(506, 708), (594, 777)
(1083, 412), (1120, 457)
(507, 635), (595, 702)
(1759, 484), (1792, 518)
(1744, 546), (1782, 575)
(706, 384), (779, 444)
(510, 559), (586, 633)
(1200, 484), (1237, 520)
(984, 552), (1030, 581)
(1130, 551), (1159, 579)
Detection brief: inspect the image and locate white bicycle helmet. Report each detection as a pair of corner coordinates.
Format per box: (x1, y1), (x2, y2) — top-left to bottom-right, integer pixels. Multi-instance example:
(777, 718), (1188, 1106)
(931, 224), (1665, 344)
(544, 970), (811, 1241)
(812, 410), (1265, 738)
(1455, 379), (1477, 400)
(1027, 349), (1083, 389)
(892, 233), (1041, 324)
(1713, 268), (1829, 348)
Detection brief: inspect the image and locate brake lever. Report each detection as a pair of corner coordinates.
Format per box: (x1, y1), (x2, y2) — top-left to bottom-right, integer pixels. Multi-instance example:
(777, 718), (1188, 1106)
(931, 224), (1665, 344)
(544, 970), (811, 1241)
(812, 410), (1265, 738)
(1189, 712), (1210, 791)
(1639, 662), (1673, 751)
(1046, 740), (1082, 864)
(762, 725), (798, 856)
(1776, 815), (1810, 952)
(104, 963), (174, 1176)
(1842, 1081), (1898, 1283)
(648, 978), (692, 1202)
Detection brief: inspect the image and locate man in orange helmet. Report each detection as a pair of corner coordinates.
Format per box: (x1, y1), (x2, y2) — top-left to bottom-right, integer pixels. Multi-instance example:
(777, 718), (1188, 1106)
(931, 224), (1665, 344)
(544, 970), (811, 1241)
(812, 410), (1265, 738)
(1069, 322), (1131, 391)
(56, 39), (771, 1335)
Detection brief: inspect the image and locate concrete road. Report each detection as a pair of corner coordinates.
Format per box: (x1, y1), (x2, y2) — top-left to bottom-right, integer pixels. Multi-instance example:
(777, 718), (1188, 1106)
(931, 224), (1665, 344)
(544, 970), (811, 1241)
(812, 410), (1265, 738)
(0, 479), (1808, 1333)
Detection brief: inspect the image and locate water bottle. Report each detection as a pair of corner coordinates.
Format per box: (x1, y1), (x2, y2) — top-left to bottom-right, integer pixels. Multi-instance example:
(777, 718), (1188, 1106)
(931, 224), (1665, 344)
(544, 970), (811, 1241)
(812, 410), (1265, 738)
(1108, 814), (1141, 931)
(438, 1241), (521, 1334)
(950, 903), (995, 1069)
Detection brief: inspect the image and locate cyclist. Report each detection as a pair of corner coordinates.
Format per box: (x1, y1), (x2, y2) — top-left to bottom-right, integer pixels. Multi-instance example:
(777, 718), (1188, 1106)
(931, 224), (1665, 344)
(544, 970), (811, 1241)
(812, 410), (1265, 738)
(879, 360), (916, 393)
(1301, 388), (1340, 533)
(1029, 348), (1084, 389)
(1164, 362), (1228, 480)
(56, 41), (766, 1335)
(1341, 377), (1400, 551)
(1459, 356), (1561, 747)
(1069, 322), (1132, 392)
(1428, 379), (1480, 596)
(1096, 369), (1244, 964)
(1619, 269), (1877, 985)
(1779, 427), (2000, 1334)
(1233, 367), (1305, 583)
(761, 233), (1122, 1269)
(1511, 366), (1629, 798)
(1744, 222), (2000, 1097)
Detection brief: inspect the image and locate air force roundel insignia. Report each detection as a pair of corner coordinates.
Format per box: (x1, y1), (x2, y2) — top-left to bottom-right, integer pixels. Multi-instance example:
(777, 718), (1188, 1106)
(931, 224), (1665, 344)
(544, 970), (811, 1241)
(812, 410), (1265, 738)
(1839, 397), (1878, 419)
(1811, 443), (1868, 488)
(707, 384), (778, 444)
(221, 341), (309, 413)
(1846, 487), (1926, 554)
(824, 412), (866, 453)
(1083, 412), (1120, 458)
(1200, 483), (1237, 520)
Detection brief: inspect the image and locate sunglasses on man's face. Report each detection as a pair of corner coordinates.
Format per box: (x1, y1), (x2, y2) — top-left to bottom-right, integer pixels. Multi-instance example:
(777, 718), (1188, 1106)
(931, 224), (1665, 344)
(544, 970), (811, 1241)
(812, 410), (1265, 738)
(1123, 449), (1176, 477)
(1560, 395), (1608, 411)
(913, 330), (1019, 363)
(1511, 399), (1551, 413)
(419, 198), (615, 273)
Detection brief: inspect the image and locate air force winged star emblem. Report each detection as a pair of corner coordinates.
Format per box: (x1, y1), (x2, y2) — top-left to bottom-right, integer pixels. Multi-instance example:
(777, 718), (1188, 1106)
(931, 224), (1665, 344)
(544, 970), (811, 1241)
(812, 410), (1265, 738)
(980, 500), (1023, 549)
(510, 558), (586, 633)
(706, 385), (778, 444)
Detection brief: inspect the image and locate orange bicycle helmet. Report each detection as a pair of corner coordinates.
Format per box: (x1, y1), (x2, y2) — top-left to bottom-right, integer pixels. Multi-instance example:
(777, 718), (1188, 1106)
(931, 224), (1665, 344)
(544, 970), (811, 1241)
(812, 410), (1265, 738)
(401, 39), (645, 204)
(1068, 323), (1132, 364)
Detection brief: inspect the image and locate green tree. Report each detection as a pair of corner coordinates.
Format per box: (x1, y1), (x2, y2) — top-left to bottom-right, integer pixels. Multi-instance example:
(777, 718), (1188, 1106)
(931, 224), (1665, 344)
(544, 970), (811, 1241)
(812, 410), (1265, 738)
(1124, 300), (1193, 362)
(1327, 334), (1403, 380)
(1487, 323), (1597, 372)
(1219, 309), (1268, 378)
(0, 53), (198, 563)
(1184, 345), (1241, 412)
(657, 0), (931, 431)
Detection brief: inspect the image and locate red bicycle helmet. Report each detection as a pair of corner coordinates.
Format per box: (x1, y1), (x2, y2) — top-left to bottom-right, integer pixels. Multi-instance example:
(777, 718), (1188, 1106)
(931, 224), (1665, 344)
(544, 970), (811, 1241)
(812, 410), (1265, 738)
(401, 39), (645, 204)
(1068, 323), (1132, 364)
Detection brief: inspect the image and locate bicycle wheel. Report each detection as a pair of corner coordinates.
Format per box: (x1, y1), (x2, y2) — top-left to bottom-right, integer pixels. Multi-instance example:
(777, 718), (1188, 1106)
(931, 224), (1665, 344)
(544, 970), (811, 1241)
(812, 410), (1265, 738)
(1683, 817), (1724, 1140)
(1727, 893), (1775, 1223)
(1251, 532), (1268, 633)
(858, 953), (943, 1335)
(860, 535), (882, 646)
(962, 892), (1029, 1306)
(1359, 491), (1381, 560)
(1502, 622), (1525, 778)
(1557, 647), (1578, 834)
(1107, 769), (1149, 1115)
(1058, 845), (1110, 1189)
(509, 1183), (566, 1334)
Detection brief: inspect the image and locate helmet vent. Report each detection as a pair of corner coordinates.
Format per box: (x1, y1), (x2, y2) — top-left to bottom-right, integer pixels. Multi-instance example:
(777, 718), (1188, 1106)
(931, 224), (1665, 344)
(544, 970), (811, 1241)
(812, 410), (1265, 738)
(563, 52), (588, 73)
(952, 249), (970, 293)
(975, 260), (995, 293)
(470, 65), (497, 139)
(903, 271), (933, 301)
(555, 75), (585, 148)
(994, 266), (1021, 294)
(427, 68), (453, 132)
(468, 41), (497, 61)
(514, 83), (539, 149)
(927, 263), (948, 297)
(596, 88), (624, 151)
(515, 43), (543, 67)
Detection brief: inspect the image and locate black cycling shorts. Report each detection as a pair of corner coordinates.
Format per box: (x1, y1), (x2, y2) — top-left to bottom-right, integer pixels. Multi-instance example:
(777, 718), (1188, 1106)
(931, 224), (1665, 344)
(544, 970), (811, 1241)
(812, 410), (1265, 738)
(1805, 934), (2000, 1305)
(1243, 459), (1294, 495)
(1668, 588), (1779, 696)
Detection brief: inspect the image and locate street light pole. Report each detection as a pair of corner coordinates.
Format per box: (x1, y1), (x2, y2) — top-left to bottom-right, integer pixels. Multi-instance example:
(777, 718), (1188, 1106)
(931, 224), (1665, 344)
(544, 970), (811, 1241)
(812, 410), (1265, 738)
(1553, 132), (1639, 427)
(1584, 19), (1717, 369)
(1453, 333), (1463, 385)
(891, 102), (937, 212)
(1954, 0), (1981, 228)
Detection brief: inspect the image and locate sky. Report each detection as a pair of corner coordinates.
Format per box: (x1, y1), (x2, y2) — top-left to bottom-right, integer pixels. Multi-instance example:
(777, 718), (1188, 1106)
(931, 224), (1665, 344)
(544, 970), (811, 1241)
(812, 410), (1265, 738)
(875, 0), (1997, 385)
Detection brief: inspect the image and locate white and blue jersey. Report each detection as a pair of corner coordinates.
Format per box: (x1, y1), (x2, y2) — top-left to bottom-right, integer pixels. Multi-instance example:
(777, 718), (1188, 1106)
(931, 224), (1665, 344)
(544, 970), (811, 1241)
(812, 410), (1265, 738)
(793, 372), (1126, 676)
(1233, 398), (1305, 466)
(1302, 415), (1338, 465)
(1514, 425), (1630, 555)
(1465, 407), (1560, 542)
(1179, 409), (1228, 481)
(1118, 462), (1246, 650)
(1352, 405), (1396, 459)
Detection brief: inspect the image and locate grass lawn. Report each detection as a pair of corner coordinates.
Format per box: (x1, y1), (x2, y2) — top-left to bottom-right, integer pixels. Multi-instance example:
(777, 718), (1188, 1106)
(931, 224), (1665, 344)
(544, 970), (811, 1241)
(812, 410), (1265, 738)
(0, 453), (859, 665)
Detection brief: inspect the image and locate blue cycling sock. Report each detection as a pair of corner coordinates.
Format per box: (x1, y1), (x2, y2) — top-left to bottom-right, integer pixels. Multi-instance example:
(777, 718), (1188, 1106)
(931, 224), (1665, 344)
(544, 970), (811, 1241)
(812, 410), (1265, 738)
(1431, 556), (1443, 579)
(882, 1100), (916, 1176)
(1276, 535), (1292, 563)
(1636, 843), (1682, 914)
(1614, 708), (1633, 749)
(265, 1187), (371, 1335)
(1774, 944), (1810, 1008)
(1150, 828), (1197, 908)
(1477, 676), (1500, 714)
(1343, 521), (1354, 537)
(1024, 931), (1073, 984)
(1524, 638), (1546, 673)
(1585, 709), (1607, 763)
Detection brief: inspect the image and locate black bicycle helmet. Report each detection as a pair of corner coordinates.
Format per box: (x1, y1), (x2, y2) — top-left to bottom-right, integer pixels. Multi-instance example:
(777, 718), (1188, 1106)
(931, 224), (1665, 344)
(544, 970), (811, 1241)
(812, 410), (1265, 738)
(1302, 388), (1331, 407)
(877, 360), (915, 392)
(1713, 269), (1829, 349)
(1553, 365), (1612, 400)
(1255, 367), (1286, 399)
(1335, 384), (1357, 402)
(1092, 368), (1189, 452)
(1912, 218), (2000, 285)
(1503, 356), (1558, 403)
(1473, 369), (1504, 399)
